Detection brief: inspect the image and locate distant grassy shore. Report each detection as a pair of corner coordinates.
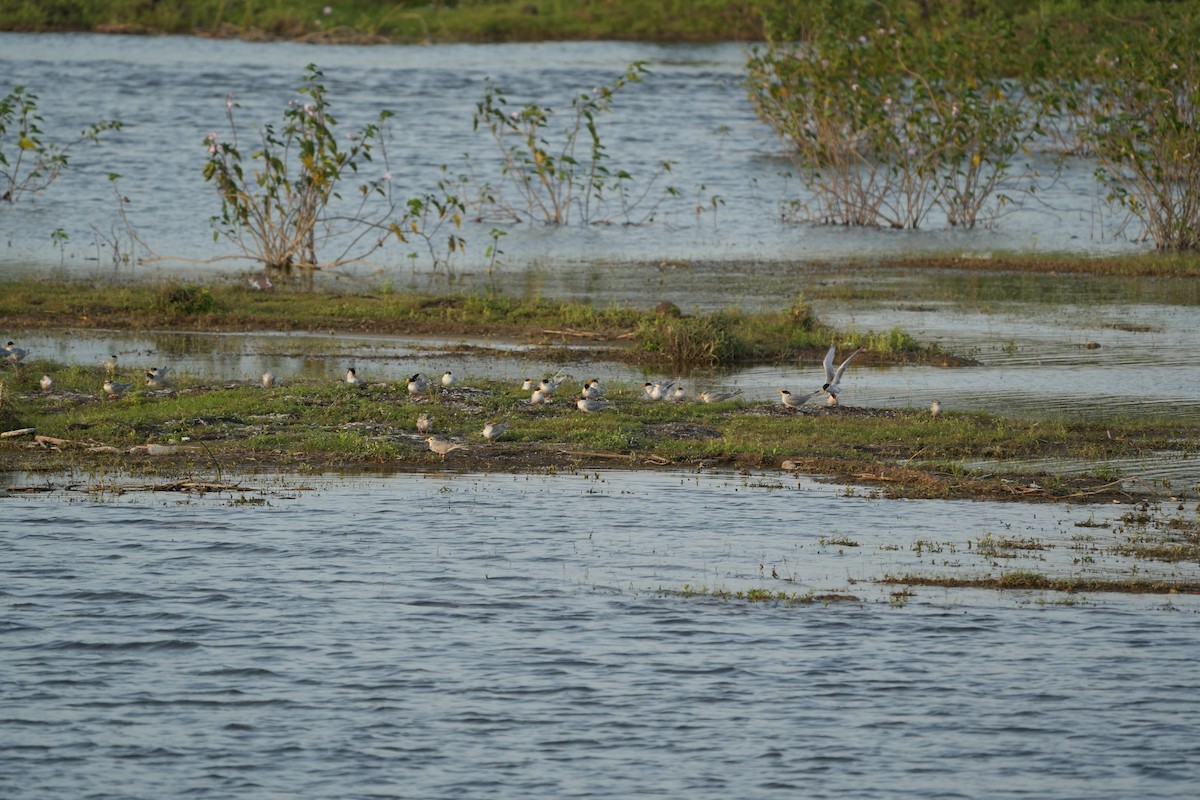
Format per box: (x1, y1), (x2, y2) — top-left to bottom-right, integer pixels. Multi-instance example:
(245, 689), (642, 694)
(0, 0), (1184, 45)
(0, 0), (770, 42)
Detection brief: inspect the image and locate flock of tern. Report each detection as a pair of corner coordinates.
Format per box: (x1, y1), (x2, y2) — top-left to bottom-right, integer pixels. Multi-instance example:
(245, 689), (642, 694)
(5, 338), (944, 460)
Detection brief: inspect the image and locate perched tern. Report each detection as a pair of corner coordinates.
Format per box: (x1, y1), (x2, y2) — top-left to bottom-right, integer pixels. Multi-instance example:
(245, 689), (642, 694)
(3, 341), (27, 363)
(103, 379), (132, 399)
(669, 384), (687, 403)
(581, 381), (605, 400)
(930, 399), (942, 418)
(407, 372), (429, 395)
(530, 388), (550, 405)
(697, 389), (741, 404)
(586, 378), (608, 395)
(482, 419), (509, 442)
(538, 377), (561, 395)
(425, 436), (465, 459)
(144, 369), (171, 389)
(261, 372), (276, 389)
(576, 394), (613, 413)
(643, 380), (677, 401)
(778, 388), (816, 411)
(345, 368), (361, 385)
(522, 378), (536, 391)
(819, 345), (865, 401)
(40, 374), (54, 392)
(103, 354), (118, 376)
(441, 371), (455, 387)
(416, 414), (432, 434)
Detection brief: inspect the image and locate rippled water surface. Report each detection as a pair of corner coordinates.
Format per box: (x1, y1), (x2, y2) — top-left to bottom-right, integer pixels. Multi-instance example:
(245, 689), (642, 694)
(4, 470), (1200, 799)
(4, 33), (1200, 800)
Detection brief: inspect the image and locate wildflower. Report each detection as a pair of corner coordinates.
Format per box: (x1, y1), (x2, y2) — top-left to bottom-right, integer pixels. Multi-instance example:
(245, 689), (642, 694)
(382, 171), (392, 182)
(850, 83), (859, 92)
(304, 103), (315, 116)
(323, 5), (333, 14)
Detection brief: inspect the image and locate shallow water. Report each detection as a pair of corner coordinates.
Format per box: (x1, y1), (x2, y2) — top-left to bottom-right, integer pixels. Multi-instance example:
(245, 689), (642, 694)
(0, 33), (1149, 279)
(3, 33), (1197, 439)
(3, 469), (1199, 799)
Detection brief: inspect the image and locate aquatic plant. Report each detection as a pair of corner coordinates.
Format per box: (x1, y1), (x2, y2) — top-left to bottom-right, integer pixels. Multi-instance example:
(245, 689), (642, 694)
(472, 62), (678, 225)
(203, 64), (467, 279)
(1084, 13), (1200, 252)
(0, 85), (121, 203)
(745, 3), (1049, 230)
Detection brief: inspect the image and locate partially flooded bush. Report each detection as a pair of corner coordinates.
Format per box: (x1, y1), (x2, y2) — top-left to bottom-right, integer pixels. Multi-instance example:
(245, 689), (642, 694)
(749, 2), (1200, 250)
(472, 62), (678, 225)
(747, 3), (1049, 230)
(1085, 13), (1200, 251)
(204, 64), (468, 279)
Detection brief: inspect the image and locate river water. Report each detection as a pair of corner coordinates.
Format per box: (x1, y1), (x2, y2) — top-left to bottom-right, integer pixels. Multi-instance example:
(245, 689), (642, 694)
(0, 32), (1149, 276)
(4, 469), (1199, 799)
(3, 34), (1200, 798)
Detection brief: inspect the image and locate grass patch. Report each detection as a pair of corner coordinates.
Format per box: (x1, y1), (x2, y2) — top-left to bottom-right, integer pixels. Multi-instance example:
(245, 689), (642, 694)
(1109, 508), (1200, 563)
(4, 364), (1196, 502)
(664, 584), (861, 606)
(881, 572), (1200, 594)
(0, 278), (957, 370)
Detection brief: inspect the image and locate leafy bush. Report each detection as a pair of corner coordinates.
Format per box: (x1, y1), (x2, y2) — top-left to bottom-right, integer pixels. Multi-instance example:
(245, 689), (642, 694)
(747, 2), (1047, 230)
(472, 62), (678, 225)
(203, 64), (398, 275)
(1085, 13), (1200, 251)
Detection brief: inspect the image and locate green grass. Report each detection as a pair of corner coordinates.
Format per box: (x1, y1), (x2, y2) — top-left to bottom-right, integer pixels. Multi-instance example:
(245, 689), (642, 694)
(5, 363), (1196, 502)
(0, 0), (771, 42)
(0, 278), (954, 369)
(881, 572), (1200, 594)
(4, 0), (1198, 50)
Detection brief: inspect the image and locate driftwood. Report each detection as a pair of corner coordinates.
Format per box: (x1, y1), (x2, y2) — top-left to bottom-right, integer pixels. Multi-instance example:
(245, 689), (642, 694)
(34, 434), (94, 449)
(151, 480), (242, 493)
(542, 328), (606, 339)
(1, 427), (36, 438)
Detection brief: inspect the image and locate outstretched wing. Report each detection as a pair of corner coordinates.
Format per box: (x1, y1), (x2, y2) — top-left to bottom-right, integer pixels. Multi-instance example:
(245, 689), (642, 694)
(833, 347), (865, 383)
(822, 345), (837, 383)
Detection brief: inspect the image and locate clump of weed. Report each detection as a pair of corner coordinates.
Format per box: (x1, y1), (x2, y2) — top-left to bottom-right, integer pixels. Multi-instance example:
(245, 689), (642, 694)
(634, 311), (746, 368)
(154, 283), (217, 315)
